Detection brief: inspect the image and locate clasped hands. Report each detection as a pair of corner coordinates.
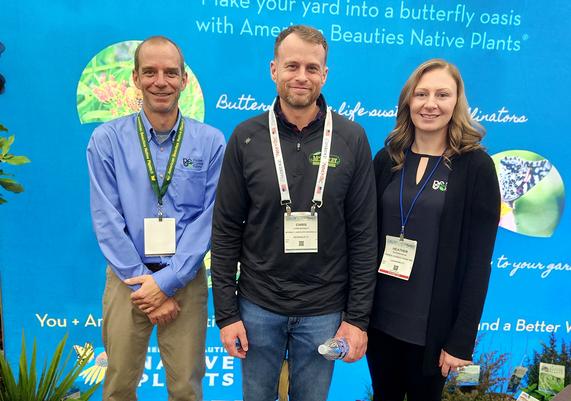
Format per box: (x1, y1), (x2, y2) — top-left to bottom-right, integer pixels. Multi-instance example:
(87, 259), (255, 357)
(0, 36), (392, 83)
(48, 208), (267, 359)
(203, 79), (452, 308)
(124, 274), (179, 325)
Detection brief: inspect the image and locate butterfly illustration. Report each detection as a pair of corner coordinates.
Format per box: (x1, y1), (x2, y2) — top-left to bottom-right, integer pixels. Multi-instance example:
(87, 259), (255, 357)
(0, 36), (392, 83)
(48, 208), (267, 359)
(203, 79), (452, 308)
(73, 342), (94, 363)
(498, 156), (552, 208)
(74, 343), (108, 386)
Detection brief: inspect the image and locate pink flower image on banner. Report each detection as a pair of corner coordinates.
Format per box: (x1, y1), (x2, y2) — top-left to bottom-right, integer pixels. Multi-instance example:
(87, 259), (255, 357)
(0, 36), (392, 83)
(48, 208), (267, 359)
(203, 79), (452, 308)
(492, 150), (565, 237)
(76, 40), (205, 123)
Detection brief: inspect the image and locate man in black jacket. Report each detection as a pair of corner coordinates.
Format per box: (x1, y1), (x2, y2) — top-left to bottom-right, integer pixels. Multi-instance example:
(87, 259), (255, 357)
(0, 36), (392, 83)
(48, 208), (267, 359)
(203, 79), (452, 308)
(211, 25), (377, 401)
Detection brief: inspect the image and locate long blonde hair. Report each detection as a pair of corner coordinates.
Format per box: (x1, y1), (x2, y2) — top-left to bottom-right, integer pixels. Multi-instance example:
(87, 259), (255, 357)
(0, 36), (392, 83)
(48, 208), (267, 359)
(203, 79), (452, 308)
(385, 59), (484, 170)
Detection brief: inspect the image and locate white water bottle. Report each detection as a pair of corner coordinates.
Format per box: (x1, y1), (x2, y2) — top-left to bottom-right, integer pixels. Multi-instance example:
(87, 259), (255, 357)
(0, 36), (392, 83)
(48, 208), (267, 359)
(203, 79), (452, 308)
(318, 337), (349, 360)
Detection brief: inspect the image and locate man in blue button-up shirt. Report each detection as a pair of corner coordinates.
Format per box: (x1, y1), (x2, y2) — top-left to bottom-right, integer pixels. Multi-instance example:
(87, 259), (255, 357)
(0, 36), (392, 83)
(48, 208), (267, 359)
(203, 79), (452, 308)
(87, 36), (225, 401)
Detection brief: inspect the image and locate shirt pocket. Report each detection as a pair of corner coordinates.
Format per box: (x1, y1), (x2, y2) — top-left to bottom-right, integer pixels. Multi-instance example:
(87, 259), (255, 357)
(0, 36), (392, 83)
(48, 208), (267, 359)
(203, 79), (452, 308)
(170, 167), (207, 212)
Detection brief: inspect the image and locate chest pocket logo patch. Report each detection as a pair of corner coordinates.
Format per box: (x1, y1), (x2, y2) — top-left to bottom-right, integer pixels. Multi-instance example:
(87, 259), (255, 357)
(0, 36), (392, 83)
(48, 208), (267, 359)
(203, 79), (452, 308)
(309, 152), (341, 168)
(183, 157), (204, 170)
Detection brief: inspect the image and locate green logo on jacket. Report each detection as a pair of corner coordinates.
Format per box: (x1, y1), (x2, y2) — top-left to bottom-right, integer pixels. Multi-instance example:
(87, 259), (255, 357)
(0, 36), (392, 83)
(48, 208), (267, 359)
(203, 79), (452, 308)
(309, 152), (341, 168)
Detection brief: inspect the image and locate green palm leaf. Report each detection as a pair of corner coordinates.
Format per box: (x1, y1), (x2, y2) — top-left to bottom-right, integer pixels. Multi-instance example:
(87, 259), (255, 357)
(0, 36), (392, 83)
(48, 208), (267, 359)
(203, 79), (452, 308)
(0, 334), (100, 400)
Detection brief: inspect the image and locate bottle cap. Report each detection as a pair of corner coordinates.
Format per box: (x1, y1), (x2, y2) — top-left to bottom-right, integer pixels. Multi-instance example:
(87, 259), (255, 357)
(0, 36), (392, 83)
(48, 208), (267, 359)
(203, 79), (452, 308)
(318, 344), (329, 355)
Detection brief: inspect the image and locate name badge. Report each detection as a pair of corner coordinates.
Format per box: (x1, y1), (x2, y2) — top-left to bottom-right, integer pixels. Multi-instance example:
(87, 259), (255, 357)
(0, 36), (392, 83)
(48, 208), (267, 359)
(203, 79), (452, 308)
(284, 212), (318, 253)
(456, 364), (481, 385)
(378, 235), (417, 280)
(144, 218), (176, 256)
(517, 392), (540, 401)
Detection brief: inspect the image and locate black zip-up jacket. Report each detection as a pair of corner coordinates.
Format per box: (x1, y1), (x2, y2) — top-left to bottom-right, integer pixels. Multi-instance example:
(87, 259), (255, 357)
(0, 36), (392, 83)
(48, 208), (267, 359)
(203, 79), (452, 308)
(211, 97), (378, 330)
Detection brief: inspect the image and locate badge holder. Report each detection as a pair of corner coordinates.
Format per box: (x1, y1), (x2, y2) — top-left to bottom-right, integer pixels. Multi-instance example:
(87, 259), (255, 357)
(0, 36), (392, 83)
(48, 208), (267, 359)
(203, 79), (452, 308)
(144, 203), (176, 257)
(378, 233), (417, 280)
(284, 202), (318, 253)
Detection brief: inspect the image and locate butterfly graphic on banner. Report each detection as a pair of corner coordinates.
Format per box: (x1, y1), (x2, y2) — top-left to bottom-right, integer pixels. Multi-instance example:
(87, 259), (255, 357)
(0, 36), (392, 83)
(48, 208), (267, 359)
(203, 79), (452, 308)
(74, 342), (108, 385)
(492, 150), (565, 237)
(498, 155), (552, 208)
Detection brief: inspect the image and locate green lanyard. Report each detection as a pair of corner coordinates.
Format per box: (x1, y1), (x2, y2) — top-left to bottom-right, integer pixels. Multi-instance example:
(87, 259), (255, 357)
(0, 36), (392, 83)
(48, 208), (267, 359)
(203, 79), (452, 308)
(136, 114), (185, 207)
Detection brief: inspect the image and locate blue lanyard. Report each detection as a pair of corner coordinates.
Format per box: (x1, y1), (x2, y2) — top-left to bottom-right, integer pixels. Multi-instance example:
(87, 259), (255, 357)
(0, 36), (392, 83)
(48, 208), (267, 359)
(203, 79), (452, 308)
(399, 150), (443, 240)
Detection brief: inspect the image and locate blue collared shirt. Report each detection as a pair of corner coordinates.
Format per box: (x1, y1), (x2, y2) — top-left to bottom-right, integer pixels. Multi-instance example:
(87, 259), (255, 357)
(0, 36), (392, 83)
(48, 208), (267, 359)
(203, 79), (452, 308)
(87, 111), (225, 296)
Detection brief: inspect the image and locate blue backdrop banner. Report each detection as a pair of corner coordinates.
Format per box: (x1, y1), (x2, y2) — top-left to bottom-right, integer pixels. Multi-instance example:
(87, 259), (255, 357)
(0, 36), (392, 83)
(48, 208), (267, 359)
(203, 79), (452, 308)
(0, 1), (569, 400)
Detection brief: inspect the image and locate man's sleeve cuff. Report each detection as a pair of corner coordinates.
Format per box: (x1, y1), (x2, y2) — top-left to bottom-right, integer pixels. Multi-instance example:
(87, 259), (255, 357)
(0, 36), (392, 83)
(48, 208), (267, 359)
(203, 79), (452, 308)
(152, 264), (184, 297)
(216, 315), (241, 329)
(343, 316), (368, 332)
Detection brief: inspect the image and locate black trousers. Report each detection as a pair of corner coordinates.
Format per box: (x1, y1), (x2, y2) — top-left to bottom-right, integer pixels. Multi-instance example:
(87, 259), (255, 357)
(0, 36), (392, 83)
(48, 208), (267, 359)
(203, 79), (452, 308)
(366, 328), (446, 401)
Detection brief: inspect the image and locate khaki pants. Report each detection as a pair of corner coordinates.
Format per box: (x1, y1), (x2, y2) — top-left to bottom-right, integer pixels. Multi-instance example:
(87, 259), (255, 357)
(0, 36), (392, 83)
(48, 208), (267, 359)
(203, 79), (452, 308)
(102, 266), (207, 401)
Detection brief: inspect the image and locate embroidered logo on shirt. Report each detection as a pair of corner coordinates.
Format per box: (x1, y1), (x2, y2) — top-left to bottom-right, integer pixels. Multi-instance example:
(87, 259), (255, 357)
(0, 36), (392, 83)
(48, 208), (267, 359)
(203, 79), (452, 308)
(309, 152), (341, 168)
(182, 158), (204, 170)
(432, 180), (448, 191)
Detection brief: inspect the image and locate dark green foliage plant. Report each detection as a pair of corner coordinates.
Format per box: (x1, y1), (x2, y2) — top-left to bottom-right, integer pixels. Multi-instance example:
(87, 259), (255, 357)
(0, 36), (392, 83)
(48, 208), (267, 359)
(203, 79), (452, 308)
(0, 334), (100, 401)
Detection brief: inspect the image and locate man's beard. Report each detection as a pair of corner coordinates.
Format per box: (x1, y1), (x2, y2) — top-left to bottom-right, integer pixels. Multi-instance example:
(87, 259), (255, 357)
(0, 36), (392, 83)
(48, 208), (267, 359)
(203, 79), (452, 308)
(283, 90), (319, 109)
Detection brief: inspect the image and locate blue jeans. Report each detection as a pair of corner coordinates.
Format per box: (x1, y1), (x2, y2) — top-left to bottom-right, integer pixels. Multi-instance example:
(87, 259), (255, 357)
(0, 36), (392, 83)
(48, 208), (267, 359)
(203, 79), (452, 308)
(239, 297), (342, 401)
